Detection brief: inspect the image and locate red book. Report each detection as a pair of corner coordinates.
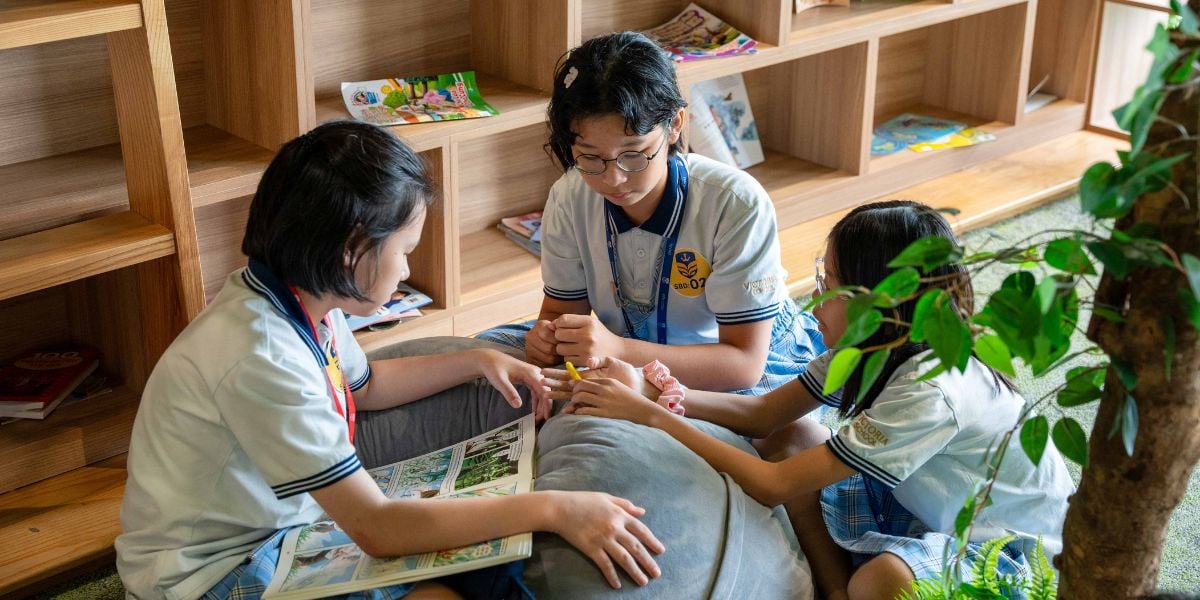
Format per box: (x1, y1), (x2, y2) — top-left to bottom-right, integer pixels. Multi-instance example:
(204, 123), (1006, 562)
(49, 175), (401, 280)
(0, 348), (100, 418)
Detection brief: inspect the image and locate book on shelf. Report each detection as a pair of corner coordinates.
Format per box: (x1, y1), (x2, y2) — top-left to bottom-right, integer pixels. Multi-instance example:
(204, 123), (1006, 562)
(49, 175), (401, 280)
(0, 347), (101, 420)
(344, 283), (432, 332)
(497, 210), (542, 257)
(642, 3), (757, 62)
(341, 71), (499, 126)
(263, 415), (536, 600)
(688, 73), (764, 169)
(870, 113), (994, 156)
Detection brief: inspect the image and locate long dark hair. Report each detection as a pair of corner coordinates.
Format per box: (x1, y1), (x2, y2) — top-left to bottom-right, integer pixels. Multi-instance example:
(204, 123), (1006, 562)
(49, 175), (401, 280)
(545, 31), (687, 171)
(828, 200), (1013, 417)
(242, 120), (435, 301)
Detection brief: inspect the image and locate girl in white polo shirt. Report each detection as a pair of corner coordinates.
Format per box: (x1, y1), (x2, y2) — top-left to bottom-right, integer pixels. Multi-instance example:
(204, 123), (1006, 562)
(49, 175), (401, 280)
(115, 121), (662, 600)
(550, 201), (1074, 600)
(477, 31), (824, 403)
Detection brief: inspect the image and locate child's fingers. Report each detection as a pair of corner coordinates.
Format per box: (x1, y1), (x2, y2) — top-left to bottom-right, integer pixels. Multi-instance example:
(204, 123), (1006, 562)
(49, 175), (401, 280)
(553, 314), (591, 329)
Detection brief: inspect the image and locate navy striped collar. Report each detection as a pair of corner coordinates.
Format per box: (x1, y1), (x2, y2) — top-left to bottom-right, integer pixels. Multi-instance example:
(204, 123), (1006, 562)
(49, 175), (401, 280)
(604, 155), (685, 235)
(242, 259), (326, 364)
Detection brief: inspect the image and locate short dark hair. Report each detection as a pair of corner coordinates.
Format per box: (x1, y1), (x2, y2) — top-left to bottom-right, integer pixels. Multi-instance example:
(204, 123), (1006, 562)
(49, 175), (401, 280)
(242, 120), (435, 300)
(827, 200), (1011, 416)
(546, 31), (687, 171)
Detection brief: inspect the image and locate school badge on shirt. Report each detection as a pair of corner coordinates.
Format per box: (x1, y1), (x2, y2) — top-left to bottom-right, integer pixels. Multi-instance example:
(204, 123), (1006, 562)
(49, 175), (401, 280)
(670, 248), (712, 298)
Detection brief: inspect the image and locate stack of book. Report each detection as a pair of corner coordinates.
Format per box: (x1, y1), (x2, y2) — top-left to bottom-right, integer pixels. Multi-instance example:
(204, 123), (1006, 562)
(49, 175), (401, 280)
(0, 347), (106, 421)
(344, 283), (433, 332)
(642, 3), (757, 62)
(497, 211), (542, 257)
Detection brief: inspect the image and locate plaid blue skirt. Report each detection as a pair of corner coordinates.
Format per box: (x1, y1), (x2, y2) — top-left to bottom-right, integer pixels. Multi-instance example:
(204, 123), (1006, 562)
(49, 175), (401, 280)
(476, 301), (824, 396)
(202, 527), (532, 600)
(821, 474), (1032, 594)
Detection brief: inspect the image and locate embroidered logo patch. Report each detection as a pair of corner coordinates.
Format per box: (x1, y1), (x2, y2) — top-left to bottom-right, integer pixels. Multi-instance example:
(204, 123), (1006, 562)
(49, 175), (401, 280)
(851, 414), (890, 447)
(670, 248), (711, 298)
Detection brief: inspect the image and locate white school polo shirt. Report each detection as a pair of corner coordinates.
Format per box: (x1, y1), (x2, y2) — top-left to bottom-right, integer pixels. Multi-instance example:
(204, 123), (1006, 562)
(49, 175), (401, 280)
(540, 153), (789, 345)
(799, 350), (1074, 557)
(116, 261), (370, 600)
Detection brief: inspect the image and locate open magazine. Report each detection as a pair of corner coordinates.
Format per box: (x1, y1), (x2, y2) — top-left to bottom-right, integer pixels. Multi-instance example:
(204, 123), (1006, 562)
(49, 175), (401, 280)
(341, 71), (499, 126)
(263, 415), (536, 600)
(343, 283), (432, 332)
(642, 3), (757, 62)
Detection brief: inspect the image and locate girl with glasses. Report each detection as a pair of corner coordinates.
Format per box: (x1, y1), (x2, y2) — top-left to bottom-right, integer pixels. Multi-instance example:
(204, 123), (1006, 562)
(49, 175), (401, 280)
(546, 201), (1073, 600)
(478, 31), (825, 415)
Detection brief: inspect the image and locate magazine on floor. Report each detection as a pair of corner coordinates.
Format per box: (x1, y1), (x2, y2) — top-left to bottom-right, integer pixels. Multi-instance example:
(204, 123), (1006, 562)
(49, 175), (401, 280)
(341, 71), (499, 126)
(263, 415), (536, 600)
(642, 3), (757, 62)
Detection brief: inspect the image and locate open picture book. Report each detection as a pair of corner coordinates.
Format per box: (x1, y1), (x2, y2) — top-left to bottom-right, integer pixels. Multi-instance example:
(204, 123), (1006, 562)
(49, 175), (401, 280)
(262, 415), (536, 599)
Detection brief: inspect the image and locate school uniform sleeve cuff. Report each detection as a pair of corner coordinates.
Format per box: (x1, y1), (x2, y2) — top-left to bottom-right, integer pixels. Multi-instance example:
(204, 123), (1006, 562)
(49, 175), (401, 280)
(799, 370), (841, 407)
(272, 454), (362, 499)
(825, 437), (902, 488)
(543, 285), (589, 301)
(714, 303), (780, 325)
(348, 365), (371, 392)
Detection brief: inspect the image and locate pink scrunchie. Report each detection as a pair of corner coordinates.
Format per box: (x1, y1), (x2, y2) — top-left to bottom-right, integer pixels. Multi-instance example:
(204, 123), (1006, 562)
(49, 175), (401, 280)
(643, 360), (686, 415)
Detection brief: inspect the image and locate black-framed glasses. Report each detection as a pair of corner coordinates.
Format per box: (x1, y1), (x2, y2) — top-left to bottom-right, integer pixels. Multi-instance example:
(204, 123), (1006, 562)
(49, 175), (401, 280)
(573, 131), (669, 176)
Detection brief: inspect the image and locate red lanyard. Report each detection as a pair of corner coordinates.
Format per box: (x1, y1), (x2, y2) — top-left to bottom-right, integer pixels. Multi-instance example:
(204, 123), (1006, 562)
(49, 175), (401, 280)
(291, 287), (356, 443)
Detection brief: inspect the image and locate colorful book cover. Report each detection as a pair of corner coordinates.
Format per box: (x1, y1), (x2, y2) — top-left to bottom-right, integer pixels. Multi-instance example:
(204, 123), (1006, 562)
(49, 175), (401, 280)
(341, 71), (499, 127)
(870, 113), (967, 156)
(690, 73), (764, 169)
(0, 347), (100, 418)
(343, 283), (433, 331)
(643, 3), (757, 62)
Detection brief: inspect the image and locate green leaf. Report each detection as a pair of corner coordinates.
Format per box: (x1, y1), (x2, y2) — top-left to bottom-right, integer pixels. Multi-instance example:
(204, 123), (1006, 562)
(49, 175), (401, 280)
(975, 334), (1016, 377)
(837, 306), (883, 348)
(1052, 417), (1090, 467)
(1057, 367), (1104, 407)
(923, 294), (972, 372)
(802, 287), (845, 311)
(1121, 395), (1139, 457)
(1078, 161), (1120, 218)
(872, 267), (921, 307)
(855, 349), (891, 406)
(1087, 241), (1131, 278)
(1180, 287), (1200, 331)
(1045, 238), (1096, 275)
(1036, 276), (1058, 314)
(955, 495), (978, 538)
(1173, 0), (1200, 35)
(1168, 49), (1200, 83)
(1184, 254), (1200, 299)
(823, 347), (863, 396)
(1091, 305), (1125, 323)
(887, 236), (964, 273)
(910, 289), (944, 343)
(915, 361), (949, 383)
(1021, 415), (1050, 466)
(1112, 357), (1138, 392)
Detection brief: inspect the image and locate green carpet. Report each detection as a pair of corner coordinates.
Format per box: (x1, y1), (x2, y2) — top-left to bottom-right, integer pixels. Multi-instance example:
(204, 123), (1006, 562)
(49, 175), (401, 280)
(31, 197), (1199, 598)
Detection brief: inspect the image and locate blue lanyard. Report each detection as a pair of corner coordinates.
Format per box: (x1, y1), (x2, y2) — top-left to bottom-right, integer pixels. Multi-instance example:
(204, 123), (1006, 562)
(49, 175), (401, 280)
(602, 156), (688, 345)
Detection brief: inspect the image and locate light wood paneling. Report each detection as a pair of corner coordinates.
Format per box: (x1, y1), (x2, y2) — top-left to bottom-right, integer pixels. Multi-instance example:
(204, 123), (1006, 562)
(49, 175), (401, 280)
(0, 454), (127, 597)
(0, 289), (70, 359)
(407, 147), (452, 309)
(355, 308), (455, 354)
(472, 0), (576, 92)
(459, 228), (543, 306)
(1031, 0), (1103, 104)
(701, 0), (790, 47)
(203, 0), (305, 148)
(185, 125), (276, 208)
(164, 0), (207, 129)
(0, 0), (142, 51)
(0, 144), (128, 240)
(580, 0), (682, 40)
(455, 285), (544, 336)
(454, 125), (561, 235)
(309, 0), (471, 100)
(195, 195), (251, 302)
(745, 40), (874, 174)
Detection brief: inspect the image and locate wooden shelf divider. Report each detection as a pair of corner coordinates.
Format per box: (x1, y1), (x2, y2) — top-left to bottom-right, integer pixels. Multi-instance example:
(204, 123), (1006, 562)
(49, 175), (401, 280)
(0, 0), (143, 51)
(0, 212), (175, 302)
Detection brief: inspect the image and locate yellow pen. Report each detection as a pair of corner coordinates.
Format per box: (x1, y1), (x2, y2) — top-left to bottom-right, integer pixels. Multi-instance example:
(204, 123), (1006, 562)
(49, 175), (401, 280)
(564, 361), (582, 381)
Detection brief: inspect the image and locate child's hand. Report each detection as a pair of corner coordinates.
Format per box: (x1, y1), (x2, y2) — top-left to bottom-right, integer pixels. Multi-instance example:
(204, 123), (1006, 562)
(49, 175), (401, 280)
(471, 349), (543, 410)
(553, 314), (624, 366)
(567, 378), (667, 427)
(525, 319), (560, 367)
(548, 491), (664, 589)
(542, 356), (646, 407)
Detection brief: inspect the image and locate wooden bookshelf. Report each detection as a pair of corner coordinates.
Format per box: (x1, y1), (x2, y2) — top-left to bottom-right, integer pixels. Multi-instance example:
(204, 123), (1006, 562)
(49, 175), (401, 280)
(0, 0), (1114, 595)
(0, 0), (143, 51)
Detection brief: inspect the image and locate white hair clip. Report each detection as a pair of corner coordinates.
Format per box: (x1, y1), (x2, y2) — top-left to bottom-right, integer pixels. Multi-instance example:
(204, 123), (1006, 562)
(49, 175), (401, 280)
(563, 66), (579, 89)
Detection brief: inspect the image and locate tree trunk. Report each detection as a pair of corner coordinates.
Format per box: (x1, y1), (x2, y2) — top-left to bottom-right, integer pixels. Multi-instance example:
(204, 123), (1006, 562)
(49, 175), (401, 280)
(1060, 22), (1200, 598)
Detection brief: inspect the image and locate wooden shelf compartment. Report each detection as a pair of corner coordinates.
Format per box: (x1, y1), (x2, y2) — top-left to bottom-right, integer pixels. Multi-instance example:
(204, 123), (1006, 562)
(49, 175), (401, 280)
(0, 212), (175, 302)
(789, 0), (1028, 49)
(0, 385), (139, 494)
(314, 74), (551, 153)
(459, 227), (544, 308)
(185, 125), (276, 209)
(0, 0), (143, 51)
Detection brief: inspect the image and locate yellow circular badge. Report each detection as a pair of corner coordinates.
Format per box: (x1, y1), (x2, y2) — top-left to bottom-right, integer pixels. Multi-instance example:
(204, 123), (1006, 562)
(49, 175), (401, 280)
(670, 248), (712, 298)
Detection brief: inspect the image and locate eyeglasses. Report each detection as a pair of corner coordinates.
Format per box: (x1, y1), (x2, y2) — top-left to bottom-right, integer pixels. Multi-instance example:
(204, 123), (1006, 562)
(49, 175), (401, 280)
(573, 131), (669, 176)
(814, 256), (827, 294)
